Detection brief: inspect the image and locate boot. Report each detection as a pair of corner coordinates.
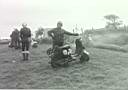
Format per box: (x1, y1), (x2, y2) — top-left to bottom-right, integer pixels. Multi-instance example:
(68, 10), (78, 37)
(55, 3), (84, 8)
(26, 53), (29, 60)
(22, 53), (26, 61)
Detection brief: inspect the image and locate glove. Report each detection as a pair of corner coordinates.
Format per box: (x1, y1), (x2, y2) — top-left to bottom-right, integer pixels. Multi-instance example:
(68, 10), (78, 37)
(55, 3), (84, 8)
(19, 38), (21, 42)
(28, 37), (32, 42)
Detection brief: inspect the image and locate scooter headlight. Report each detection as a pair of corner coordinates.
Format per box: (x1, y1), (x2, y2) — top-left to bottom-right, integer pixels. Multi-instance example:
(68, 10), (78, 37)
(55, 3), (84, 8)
(63, 50), (68, 55)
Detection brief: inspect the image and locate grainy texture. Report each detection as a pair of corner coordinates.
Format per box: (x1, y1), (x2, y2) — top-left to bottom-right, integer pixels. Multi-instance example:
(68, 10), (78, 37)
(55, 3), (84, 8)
(0, 44), (128, 89)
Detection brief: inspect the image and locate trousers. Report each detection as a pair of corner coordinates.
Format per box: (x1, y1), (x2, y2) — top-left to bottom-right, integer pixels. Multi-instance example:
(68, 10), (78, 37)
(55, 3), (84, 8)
(21, 39), (30, 51)
(53, 41), (64, 48)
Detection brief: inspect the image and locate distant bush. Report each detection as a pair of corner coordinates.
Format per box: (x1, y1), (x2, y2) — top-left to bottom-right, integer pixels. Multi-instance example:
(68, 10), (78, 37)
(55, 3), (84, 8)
(84, 28), (128, 35)
(37, 38), (52, 44)
(0, 39), (10, 44)
(93, 43), (127, 52)
(110, 34), (128, 46)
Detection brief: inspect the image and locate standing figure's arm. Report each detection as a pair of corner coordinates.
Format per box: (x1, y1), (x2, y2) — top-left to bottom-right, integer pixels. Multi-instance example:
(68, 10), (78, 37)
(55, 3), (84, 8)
(28, 28), (31, 37)
(48, 29), (54, 38)
(20, 29), (23, 40)
(63, 29), (79, 36)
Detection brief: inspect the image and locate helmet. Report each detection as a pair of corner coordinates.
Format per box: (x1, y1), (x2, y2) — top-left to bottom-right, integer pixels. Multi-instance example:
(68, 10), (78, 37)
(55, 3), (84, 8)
(57, 21), (63, 26)
(22, 23), (27, 27)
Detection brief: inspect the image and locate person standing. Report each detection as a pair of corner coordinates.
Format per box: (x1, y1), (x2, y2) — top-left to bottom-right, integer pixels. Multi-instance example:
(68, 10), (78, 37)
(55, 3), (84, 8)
(20, 23), (31, 60)
(9, 28), (20, 49)
(13, 28), (20, 49)
(10, 30), (15, 48)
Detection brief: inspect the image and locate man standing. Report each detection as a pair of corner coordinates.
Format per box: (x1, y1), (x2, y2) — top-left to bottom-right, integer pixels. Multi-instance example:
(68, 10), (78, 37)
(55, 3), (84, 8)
(10, 28), (20, 49)
(13, 28), (20, 49)
(20, 23), (31, 61)
(10, 30), (15, 48)
(48, 21), (79, 48)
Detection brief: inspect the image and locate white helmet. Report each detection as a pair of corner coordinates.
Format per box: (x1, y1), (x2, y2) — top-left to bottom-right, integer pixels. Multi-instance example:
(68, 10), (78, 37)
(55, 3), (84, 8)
(57, 21), (63, 26)
(22, 23), (27, 27)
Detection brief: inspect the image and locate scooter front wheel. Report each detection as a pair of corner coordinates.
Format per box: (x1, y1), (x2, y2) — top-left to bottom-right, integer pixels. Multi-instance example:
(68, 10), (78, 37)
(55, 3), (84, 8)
(47, 48), (53, 56)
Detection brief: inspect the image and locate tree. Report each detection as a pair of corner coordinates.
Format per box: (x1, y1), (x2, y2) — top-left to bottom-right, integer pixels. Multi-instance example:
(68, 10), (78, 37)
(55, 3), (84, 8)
(104, 14), (123, 29)
(35, 27), (44, 39)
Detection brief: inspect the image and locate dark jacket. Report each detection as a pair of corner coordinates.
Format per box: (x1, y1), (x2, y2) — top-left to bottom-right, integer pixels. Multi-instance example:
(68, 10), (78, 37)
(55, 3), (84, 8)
(48, 28), (78, 43)
(20, 27), (31, 41)
(10, 29), (20, 41)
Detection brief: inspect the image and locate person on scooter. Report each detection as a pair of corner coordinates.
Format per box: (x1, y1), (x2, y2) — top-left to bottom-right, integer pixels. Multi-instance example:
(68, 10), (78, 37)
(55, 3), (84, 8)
(48, 21), (79, 67)
(48, 21), (79, 48)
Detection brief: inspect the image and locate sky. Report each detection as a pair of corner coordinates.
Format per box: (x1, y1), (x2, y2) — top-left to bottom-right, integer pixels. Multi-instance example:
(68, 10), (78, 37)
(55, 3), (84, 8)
(0, 0), (128, 38)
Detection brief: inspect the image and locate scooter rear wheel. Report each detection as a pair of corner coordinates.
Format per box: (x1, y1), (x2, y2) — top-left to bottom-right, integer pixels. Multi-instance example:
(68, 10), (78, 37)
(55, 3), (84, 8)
(80, 52), (89, 63)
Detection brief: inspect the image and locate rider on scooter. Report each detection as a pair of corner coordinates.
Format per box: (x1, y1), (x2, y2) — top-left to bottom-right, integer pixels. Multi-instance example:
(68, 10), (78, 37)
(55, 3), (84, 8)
(47, 22), (90, 67)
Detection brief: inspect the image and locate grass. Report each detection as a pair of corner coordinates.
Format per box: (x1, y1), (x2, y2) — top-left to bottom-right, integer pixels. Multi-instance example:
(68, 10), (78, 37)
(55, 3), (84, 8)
(85, 32), (128, 53)
(0, 44), (128, 89)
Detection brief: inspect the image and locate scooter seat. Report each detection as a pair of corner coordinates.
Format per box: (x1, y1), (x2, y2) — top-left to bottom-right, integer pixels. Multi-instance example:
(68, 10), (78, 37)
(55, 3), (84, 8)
(59, 44), (70, 49)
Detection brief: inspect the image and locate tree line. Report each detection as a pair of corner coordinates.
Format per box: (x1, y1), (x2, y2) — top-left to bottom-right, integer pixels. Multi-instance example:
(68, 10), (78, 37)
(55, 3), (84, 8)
(35, 14), (127, 40)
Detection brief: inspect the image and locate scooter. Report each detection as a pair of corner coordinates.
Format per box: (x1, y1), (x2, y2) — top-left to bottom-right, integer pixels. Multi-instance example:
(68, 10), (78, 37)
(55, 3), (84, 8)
(47, 37), (90, 68)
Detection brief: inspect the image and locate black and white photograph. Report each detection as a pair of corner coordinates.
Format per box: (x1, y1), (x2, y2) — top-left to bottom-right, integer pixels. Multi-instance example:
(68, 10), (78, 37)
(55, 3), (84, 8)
(0, 0), (128, 89)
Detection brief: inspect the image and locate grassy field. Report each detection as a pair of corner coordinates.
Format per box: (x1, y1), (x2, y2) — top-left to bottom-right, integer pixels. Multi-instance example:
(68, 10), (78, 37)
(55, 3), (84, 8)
(0, 44), (128, 89)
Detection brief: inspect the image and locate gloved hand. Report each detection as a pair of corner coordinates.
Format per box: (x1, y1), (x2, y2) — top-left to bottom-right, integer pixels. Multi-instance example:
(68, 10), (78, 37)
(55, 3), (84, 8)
(19, 38), (21, 42)
(51, 33), (55, 39)
(28, 37), (32, 42)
